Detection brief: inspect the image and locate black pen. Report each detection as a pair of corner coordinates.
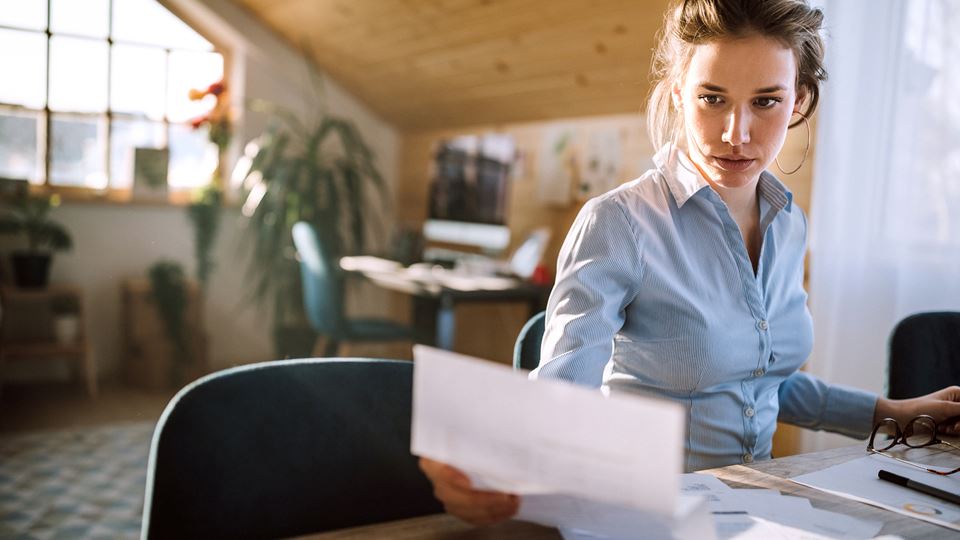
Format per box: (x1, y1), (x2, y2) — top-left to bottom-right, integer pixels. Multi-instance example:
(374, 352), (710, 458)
(878, 469), (960, 506)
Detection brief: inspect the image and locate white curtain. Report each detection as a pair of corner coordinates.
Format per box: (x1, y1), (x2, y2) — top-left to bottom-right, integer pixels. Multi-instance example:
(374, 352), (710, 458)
(805, 0), (960, 451)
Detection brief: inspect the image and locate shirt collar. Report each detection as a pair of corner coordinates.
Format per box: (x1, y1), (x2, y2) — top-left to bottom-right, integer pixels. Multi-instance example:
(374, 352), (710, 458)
(653, 143), (793, 212)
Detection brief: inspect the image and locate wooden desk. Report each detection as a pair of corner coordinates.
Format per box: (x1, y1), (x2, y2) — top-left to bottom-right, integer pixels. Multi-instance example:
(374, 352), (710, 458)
(341, 257), (547, 350)
(303, 443), (953, 539)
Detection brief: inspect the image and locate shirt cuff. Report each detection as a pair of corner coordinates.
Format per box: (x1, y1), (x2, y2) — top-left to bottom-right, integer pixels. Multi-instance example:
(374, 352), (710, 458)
(821, 384), (878, 439)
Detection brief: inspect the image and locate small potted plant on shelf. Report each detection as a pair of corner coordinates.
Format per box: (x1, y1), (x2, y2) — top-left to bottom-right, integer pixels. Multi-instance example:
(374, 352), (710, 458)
(0, 191), (73, 288)
(50, 293), (81, 345)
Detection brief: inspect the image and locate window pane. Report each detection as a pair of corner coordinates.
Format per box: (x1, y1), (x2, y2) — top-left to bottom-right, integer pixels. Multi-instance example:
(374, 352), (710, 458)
(168, 123), (217, 190)
(0, 109), (41, 183)
(167, 51), (223, 123)
(112, 0), (213, 50)
(0, 0), (47, 30)
(50, 0), (108, 38)
(50, 114), (107, 188)
(0, 29), (46, 109)
(111, 44), (166, 120)
(49, 36), (108, 113)
(110, 118), (164, 189)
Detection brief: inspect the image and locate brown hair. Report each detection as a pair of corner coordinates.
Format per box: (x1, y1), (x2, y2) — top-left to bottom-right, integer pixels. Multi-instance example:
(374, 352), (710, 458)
(646, 0), (826, 149)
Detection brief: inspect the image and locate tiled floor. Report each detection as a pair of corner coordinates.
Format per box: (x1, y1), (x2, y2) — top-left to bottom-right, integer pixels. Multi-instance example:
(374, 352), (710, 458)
(0, 382), (177, 539)
(0, 422), (154, 539)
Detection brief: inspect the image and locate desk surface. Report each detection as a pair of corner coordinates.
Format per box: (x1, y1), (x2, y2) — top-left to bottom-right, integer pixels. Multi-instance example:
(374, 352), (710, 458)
(304, 443), (954, 539)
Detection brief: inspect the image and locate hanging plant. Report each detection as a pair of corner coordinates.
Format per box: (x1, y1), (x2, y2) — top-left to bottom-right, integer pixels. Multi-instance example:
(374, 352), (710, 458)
(185, 80), (231, 291)
(186, 184), (222, 290)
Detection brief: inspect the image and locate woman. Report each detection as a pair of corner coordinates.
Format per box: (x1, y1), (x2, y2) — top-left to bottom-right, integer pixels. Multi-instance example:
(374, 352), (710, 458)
(421, 0), (960, 526)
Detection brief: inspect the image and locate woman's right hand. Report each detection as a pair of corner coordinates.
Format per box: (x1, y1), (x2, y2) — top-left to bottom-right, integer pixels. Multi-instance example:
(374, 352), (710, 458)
(419, 457), (520, 526)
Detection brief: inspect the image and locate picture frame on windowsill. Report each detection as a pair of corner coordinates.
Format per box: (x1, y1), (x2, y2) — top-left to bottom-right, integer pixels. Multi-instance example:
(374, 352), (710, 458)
(132, 147), (169, 201)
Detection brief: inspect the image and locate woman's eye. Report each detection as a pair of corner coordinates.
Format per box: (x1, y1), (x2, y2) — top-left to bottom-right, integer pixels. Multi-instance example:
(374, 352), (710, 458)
(754, 97), (782, 108)
(699, 95), (723, 106)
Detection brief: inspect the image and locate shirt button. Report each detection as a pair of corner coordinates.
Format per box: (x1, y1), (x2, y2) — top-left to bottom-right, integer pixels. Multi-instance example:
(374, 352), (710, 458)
(753, 368), (765, 377)
(744, 407), (755, 417)
(743, 453), (754, 463)
(757, 320), (769, 331)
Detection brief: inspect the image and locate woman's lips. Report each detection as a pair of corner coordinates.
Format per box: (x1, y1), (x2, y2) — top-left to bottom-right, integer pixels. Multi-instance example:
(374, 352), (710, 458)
(714, 156), (755, 172)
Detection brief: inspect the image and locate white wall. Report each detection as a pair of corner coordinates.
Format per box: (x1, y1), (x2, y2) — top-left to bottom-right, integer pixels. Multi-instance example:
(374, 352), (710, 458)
(5, 0), (400, 382)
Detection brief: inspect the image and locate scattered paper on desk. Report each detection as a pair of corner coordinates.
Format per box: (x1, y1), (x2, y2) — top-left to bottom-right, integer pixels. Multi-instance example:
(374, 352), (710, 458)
(682, 472), (882, 539)
(524, 494), (712, 540)
(550, 495), (714, 540)
(411, 345), (685, 516)
(793, 453), (960, 533)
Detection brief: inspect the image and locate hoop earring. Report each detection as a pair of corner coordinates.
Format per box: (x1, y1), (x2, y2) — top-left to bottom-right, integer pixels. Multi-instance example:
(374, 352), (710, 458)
(775, 112), (810, 175)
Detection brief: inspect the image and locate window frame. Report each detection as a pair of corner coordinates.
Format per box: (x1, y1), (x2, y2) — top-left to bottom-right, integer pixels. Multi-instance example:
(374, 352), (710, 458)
(0, 0), (229, 206)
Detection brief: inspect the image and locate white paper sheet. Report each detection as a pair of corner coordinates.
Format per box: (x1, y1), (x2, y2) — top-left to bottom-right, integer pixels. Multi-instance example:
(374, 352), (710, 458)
(792, 453), (960, 532)
(551, 495), (715, 540)
(681, 473), (882, 539)
(411, 345), (685, 515)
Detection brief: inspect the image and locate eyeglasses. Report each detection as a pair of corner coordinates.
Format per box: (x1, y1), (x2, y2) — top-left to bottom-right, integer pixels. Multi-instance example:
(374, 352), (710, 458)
(867, 415), (960, 476)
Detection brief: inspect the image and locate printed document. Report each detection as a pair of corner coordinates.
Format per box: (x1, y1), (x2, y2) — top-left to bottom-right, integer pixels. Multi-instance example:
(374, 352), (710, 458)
(793, 452), (960, 532)
(411, 345), (687, 517)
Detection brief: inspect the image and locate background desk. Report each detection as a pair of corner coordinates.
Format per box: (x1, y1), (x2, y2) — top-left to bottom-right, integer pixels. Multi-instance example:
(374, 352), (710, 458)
(341, 258), (548, 350)
(304, 443), (952, 539)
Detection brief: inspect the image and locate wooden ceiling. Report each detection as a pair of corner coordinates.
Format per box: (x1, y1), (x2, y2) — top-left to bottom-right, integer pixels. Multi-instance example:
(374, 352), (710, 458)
(235, 0), (671, 130)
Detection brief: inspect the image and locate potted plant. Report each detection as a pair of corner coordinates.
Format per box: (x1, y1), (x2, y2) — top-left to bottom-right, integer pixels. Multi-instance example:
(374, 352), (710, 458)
(234, 100), (390, 358)
(50, 292), (81, 345)
(148, 260), (192, 386)
(0, 191), (73, 288)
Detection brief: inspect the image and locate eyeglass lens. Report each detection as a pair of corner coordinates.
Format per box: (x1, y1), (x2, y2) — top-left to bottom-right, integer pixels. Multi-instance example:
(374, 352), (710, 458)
(873, 418), (899, 451)
(904, 416), (937, 448)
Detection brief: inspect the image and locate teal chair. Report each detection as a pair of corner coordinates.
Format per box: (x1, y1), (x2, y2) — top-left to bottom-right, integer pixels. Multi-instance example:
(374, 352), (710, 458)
(292, 222), (414, 356)
(141, 358), (442, 539)
(513, 311), (546, 371)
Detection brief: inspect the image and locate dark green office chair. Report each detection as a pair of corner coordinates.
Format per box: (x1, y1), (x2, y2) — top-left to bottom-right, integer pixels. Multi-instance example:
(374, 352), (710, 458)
(887, 311), (960, 399)
(141, 358), (442, 539)
(292, 221), (414, 356)
(513, 311), (546, 371)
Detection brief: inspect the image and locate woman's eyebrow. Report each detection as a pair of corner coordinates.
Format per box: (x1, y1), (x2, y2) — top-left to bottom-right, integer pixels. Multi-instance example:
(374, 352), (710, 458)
(695, 82), (787, 93)
(754, 85), (787, 93)
(697, 82), (727, 92)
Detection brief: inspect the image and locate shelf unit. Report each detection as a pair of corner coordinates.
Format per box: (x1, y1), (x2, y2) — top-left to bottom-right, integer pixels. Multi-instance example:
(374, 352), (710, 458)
(0, 284), (96, 397)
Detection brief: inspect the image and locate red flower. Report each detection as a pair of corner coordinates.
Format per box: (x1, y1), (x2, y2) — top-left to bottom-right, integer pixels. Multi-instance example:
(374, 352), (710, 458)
(207, 82), (225, 97)
(190, 114), (209, 129)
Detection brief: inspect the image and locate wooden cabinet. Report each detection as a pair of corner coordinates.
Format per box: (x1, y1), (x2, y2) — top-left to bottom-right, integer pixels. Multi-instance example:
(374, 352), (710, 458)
(121, 278), (209, 390)
(0, 285), (96, 396)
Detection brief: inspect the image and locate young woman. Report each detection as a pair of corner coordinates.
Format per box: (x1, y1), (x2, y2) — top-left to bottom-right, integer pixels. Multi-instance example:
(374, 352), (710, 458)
(420, 0), (960, 526)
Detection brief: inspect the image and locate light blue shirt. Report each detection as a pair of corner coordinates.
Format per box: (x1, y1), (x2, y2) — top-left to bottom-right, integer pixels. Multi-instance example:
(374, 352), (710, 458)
(531, 144), (877, 472)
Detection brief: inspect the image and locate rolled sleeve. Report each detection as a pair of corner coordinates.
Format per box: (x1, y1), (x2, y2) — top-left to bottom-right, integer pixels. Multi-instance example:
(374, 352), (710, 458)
(778, 371), (878, 439)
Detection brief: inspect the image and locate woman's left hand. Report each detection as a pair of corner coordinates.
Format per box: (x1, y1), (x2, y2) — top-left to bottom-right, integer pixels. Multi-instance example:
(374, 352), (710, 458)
(874, 386), (960, 434)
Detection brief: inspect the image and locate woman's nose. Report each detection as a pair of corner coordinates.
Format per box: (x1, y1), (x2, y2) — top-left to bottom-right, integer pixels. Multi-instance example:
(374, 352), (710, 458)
(722, 109), (751, 146)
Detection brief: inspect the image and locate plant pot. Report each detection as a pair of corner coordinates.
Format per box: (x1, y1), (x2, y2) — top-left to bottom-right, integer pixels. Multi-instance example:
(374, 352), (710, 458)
(11, 252), (52, 288)
(53, 314), (80, 345)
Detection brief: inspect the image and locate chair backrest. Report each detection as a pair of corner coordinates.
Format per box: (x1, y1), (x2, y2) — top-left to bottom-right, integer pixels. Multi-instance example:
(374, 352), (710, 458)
(888, 311), (960, 399)
(513, 311), (546, 371)
(292, 221), (344, 335)
(141, 358), (441, 539)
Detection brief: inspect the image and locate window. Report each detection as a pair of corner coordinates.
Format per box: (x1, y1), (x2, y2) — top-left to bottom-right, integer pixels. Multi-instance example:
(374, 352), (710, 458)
(0, 0), (224, 197)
